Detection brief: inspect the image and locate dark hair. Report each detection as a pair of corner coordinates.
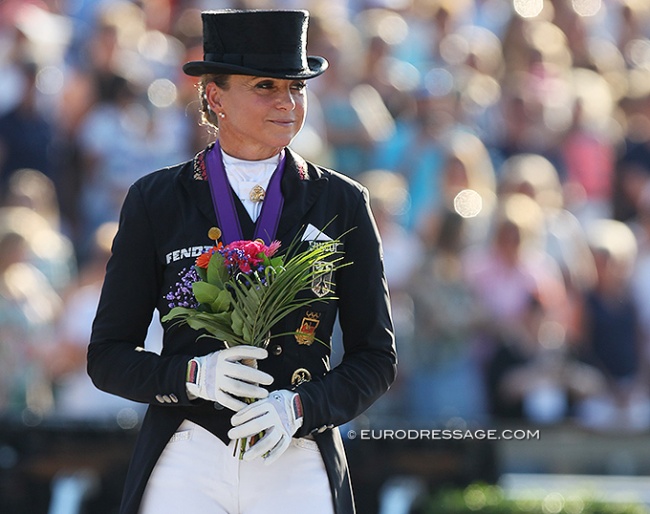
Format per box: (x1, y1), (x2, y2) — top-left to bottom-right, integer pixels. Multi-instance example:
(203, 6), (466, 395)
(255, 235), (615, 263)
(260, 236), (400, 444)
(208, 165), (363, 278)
(198, 74), (230, 132)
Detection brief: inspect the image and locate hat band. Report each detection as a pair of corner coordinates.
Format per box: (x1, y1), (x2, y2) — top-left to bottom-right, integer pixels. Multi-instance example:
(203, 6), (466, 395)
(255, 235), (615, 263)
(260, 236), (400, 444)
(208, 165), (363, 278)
(204, 52), (307, 71)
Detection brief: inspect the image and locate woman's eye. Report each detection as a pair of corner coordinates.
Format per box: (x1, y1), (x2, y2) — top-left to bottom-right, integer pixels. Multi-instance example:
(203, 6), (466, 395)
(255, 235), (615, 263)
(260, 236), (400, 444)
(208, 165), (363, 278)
(255, 81), (274, 89)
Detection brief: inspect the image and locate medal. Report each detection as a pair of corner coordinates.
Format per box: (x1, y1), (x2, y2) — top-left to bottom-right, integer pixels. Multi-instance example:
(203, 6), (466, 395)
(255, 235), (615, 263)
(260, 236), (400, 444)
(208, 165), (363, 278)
(208, 227), (222, 241)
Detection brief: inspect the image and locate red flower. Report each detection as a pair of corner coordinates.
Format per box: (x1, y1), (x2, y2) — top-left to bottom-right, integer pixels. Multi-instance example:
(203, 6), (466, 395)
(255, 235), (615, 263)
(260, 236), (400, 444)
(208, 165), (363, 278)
(195, 244), (221, 269)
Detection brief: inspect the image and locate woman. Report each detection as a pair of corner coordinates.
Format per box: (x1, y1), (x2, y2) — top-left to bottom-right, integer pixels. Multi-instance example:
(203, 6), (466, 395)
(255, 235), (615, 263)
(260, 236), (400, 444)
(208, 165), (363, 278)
(87, 10), (397, 514)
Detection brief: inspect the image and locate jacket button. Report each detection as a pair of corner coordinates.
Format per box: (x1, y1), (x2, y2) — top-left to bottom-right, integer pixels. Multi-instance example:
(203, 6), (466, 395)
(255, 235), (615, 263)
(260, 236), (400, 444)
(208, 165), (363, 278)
(270, 344), (282, 356)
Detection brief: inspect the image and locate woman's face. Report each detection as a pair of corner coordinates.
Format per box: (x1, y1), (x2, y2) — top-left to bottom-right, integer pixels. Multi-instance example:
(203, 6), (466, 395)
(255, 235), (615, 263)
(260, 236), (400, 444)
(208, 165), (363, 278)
(206, 75), (307, 160)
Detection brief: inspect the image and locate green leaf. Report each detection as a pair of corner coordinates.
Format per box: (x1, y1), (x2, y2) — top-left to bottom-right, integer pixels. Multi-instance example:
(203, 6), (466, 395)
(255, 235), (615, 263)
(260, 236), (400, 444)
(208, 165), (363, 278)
(161, 306), (195, 323)
(231, 309), (244, 336)
(195, 265), (207, 282)
(207, 251), (228, 287)
(186, 311), (237, 340)
(270, 256), (284, 268)
(242, 323), (252, 342)
(210, 289), (232, 313)
(192, 281), (221, 305)
(201, 311), (232, 326)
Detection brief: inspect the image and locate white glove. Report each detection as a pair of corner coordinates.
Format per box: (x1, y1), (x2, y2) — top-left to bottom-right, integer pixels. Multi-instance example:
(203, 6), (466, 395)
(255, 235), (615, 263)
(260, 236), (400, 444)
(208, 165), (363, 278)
(228, 389), (304, 465)
(186, 346), (273, 411)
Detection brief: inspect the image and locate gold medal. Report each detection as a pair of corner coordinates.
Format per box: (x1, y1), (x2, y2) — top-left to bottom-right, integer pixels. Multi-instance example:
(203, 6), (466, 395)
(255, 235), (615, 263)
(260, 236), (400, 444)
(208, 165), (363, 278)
(208, 227), (222, 241)
(249, 184), (266, 203)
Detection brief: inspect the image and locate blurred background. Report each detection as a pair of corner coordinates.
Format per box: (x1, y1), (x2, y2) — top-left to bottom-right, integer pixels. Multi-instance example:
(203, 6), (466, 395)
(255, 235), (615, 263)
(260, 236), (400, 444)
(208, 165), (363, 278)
(2, 0), (650, 512)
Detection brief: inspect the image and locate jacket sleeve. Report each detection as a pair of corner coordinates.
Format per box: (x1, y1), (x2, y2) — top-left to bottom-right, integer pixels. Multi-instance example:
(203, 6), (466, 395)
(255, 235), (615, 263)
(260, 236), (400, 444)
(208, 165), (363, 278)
(295, 186), (398, 435)
(87, 182), (193, 406)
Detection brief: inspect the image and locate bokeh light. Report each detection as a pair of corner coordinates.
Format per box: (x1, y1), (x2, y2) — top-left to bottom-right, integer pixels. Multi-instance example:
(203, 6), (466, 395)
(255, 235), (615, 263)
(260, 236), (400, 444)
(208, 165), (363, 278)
(453, 189), (483, 218)
(572, 0), (602, 17)
(147, 78), (178, 108)
(35, 66), (64, 96)
(513, 0), (544, 18)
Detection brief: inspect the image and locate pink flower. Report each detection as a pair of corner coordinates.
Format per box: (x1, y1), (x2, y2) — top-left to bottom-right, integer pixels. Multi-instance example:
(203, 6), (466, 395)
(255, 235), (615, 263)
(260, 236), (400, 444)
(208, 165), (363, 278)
(228, 239), (277, 265)
(265, 240), (281, 257)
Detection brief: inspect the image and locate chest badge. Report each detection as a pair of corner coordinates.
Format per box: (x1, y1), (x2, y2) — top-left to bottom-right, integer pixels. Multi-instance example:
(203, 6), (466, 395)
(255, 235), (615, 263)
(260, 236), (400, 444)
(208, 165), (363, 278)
(291, 368), (312, 386)
(295, 311), (321, 345)
(311, 260), (334, 297)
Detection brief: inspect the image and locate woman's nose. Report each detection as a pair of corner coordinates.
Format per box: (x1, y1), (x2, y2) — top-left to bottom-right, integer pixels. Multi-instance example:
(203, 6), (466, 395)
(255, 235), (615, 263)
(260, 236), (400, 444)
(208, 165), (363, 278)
(276, 88), (296, 110)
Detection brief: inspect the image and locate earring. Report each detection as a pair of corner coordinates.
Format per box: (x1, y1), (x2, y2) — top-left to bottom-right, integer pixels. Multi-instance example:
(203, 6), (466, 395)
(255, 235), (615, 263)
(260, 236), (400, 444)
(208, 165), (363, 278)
(218, 112), (225, 119)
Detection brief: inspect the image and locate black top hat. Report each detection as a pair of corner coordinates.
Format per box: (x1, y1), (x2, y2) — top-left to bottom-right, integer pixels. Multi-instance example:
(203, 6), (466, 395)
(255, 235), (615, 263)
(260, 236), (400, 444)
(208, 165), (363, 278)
(183, 10), (328, 79)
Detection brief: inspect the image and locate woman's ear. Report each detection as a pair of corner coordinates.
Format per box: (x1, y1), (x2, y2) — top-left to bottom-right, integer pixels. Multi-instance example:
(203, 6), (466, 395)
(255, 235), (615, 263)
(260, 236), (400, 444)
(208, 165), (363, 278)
(205, 82), (223, 113)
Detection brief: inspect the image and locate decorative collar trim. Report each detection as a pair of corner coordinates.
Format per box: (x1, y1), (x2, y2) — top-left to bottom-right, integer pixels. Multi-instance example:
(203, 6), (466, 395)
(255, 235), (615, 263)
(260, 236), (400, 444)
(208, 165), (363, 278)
(192, 145), (211, 181)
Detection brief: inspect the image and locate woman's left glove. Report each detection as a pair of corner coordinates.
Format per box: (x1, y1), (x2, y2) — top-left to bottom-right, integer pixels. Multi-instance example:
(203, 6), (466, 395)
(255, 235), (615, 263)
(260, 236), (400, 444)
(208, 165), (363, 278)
(228, 390), (304, 465)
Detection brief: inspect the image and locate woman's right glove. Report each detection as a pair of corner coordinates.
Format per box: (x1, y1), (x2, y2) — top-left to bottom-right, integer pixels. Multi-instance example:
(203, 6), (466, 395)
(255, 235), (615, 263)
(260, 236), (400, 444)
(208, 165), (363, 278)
(186, 346), (273, 411)
(228, 389), (304, 464)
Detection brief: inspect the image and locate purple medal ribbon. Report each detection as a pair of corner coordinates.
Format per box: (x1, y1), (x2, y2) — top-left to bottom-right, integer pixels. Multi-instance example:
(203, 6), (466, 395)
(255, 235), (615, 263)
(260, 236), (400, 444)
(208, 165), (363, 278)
(205, 141), (286, 244)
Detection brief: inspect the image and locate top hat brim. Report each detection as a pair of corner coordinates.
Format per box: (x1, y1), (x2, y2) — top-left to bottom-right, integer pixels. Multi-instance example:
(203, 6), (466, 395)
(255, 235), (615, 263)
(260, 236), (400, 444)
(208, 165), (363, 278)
(182, 55), (328, 79)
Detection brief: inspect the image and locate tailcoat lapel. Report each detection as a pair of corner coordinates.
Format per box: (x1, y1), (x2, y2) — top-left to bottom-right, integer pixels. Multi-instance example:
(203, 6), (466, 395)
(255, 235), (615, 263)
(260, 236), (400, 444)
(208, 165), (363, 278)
(177, 151), (218, 227)
(276, 148), (328, 241)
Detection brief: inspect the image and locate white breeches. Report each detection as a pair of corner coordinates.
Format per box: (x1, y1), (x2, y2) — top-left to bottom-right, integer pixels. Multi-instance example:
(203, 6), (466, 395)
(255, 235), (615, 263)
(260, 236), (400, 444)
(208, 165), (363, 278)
(139, 420), (335, 514)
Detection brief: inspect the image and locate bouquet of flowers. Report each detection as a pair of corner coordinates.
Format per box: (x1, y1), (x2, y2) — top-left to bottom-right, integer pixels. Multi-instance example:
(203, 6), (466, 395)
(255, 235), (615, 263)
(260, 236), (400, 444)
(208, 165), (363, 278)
(162, 236), (342, 457)
(162, 237), (341, 348)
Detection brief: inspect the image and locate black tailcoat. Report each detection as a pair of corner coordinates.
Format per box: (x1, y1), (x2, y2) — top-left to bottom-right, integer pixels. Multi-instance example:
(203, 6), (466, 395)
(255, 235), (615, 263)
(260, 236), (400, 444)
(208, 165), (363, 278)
(88, 146), (397, 514)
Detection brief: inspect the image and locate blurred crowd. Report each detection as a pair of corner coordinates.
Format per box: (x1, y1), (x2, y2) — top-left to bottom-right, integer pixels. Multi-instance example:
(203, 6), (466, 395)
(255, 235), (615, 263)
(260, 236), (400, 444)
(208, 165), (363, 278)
(2, 0), (650, 435)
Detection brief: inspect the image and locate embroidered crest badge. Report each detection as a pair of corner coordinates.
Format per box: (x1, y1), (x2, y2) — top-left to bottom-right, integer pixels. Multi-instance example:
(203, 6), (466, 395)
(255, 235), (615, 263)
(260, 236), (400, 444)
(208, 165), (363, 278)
(311, 260), (334, 298)
(295, 311), (321, 345)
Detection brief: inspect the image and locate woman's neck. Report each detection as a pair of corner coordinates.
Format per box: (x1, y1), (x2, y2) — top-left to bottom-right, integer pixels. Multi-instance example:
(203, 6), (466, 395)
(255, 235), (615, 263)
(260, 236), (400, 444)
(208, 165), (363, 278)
(218, 138), (282, 162)
(221, 147), (279, 165)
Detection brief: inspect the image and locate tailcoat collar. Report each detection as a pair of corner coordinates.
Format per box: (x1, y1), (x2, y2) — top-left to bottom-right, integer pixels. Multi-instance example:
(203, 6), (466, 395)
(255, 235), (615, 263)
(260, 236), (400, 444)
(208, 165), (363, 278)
(179, 145), (328, 243)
